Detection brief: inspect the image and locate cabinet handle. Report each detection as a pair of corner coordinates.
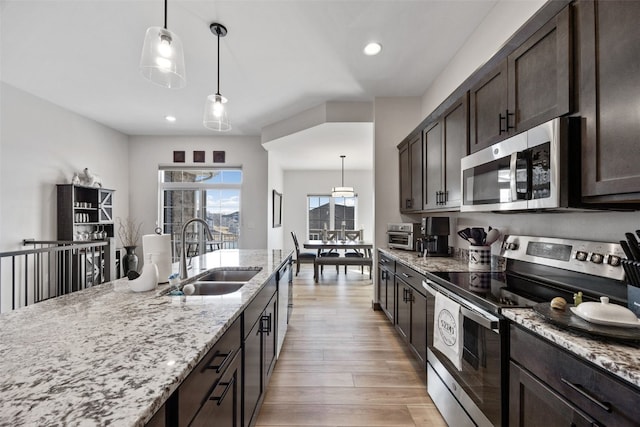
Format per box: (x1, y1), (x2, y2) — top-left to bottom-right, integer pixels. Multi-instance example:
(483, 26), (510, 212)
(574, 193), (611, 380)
(443, 190), (448, 204)
(499, 113), (507, 134)
(205, 351), (233, 374)
(401, 272), (411, 279)
(261, 314), (272, 335)
(210, 375), (236, 406)
(506, 109), (515, 131)
(560, 378), (612, 413)
(406, 199), (412, 209)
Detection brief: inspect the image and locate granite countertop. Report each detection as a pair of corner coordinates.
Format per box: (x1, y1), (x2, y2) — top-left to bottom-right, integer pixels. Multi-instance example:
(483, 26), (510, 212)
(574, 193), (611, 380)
(378, 247), (498, 274)
(503, 308), (640, 389)
(0, 249), (292, 426)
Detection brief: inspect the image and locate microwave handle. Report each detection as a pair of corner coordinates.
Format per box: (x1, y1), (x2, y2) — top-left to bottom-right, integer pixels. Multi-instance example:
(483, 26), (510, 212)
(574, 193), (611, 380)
(509, 152), (518, 202)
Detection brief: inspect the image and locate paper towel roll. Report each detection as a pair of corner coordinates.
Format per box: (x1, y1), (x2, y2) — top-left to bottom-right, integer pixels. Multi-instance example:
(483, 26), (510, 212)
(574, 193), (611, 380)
(142, 234), (172, 283)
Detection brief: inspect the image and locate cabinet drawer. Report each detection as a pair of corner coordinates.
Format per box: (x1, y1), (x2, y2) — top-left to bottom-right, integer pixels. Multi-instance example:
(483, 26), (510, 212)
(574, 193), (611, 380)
(510, 325), (640, 426)
(378, 252), (394, 271)
(244, 278), (276, 338)
(395, 262), (425, 297)
(178, 317), (241, 427)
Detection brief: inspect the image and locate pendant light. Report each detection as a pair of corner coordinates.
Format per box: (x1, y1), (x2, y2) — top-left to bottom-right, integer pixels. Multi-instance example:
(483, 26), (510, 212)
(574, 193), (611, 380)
(331, 155), (355, 198)
(139, 0), (186, 89)
(203, 23), (231, 132)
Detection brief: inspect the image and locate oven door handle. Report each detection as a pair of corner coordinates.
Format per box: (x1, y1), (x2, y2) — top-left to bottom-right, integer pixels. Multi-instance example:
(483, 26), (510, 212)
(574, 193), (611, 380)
(460, 306), (499, 331)
(509, 151), (518, 203)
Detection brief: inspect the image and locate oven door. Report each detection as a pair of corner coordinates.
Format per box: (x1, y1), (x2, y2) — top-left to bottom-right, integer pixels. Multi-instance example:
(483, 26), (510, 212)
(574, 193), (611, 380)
(423, 279), (504, 427)
(461, 132), (529, 212)
(387, 231), (412, 250)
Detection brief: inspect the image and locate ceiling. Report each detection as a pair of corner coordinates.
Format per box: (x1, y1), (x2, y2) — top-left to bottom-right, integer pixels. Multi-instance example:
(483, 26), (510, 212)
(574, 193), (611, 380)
(1, 0), (499, 169)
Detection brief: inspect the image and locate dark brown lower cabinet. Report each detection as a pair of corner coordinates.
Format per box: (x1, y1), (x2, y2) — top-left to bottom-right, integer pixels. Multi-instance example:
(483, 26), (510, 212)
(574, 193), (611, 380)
(395, 265), (427, 364)
(509, 361), (596, 427)
(510, 324), (640, 426)
(244, 289), (277, 427)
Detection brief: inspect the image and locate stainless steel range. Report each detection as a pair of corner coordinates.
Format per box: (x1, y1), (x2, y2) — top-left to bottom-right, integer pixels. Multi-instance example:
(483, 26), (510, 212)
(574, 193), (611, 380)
(422, 235), (627, 427)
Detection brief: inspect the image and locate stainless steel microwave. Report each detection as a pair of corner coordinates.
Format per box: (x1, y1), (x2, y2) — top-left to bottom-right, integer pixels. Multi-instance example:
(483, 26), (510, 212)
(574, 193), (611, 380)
(460, 117), (581, 212)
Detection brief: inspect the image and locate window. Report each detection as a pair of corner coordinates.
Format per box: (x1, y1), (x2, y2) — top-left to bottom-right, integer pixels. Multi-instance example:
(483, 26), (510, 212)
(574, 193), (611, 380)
(159, 168), (241, 259)
(307, 195), (357, 239)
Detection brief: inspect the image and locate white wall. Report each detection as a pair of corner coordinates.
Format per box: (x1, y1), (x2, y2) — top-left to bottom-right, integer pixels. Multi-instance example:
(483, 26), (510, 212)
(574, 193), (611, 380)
(127, 135), (268, 249)
(421, 0), (547, 116)
(0, 83), (129, 251)
(373, 97), (423, 251)
(267, 152), (285, 250)
(282, 169), (374, 256)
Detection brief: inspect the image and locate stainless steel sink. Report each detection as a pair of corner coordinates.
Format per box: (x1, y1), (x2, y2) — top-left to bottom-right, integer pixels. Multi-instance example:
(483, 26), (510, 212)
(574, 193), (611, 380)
(189, 281), (245, 296)
(197, 268), (260, 282)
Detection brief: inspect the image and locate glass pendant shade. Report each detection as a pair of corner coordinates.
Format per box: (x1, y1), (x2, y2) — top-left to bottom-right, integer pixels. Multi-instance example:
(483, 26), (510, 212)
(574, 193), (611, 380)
(331, 186), (355, 198)
(203, 93), (231, 131)
(140, 27), (186, 89)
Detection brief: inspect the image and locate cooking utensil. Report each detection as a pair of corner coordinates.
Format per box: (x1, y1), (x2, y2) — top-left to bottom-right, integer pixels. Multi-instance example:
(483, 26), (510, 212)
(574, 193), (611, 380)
(636, 230), (640, 241)
(471, 228), (486, 245)
(625, 233), (640, 261)
(457, 228), (471, 241)
(485, 228), (501, 246)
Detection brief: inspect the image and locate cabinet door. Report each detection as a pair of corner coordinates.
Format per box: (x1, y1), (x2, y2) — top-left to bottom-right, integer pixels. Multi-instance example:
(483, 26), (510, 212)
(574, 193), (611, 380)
(386, 272), (395, 324)
(509, 362), (596, 427)
(409, 134), (423, 211)
(378, 265), (394, 323)
(395, 280), (411, 341)
(508, 6), (571, 132)
(441, 94), (468, 209)
(578, 0), (640, 202)
(423, 121), (442, 210)
(243, 319), (262, 427)
(469, 60), (508, 153)
(263, 295), (278, 384)
(409, 290), (427, 364)
(399, 142), (412, 211)
(190, 352), (242, 427)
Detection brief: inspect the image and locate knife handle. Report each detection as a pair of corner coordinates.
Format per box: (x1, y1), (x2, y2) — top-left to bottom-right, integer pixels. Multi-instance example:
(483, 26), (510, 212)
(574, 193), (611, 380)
(620, 240), (635, 260)
(625, 233), (640, 261)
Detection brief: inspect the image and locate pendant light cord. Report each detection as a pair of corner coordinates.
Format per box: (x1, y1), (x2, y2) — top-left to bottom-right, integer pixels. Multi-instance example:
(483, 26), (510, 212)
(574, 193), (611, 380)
(216, 29), (221, 96)
(163, 0), (167, 29)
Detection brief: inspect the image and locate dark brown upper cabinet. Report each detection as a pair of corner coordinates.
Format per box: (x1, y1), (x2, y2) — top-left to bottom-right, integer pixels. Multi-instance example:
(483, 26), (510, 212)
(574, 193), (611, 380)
(577, 0), (640, 203)
(423, 94), (468, 211)
(398, 133), (423, 212)
(469, 6), (571, 153)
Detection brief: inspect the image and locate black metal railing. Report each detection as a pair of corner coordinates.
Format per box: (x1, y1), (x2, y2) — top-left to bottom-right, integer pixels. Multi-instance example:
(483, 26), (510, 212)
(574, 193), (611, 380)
(0, 238), (115, 313)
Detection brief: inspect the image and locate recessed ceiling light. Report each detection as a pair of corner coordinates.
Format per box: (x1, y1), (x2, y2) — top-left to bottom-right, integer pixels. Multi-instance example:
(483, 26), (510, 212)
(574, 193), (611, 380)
(363, 42), (382, 56)
(165, 115), (177, 122)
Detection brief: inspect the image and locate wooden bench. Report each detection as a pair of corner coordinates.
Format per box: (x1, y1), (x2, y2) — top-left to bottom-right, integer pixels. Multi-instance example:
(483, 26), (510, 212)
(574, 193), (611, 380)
(314, 256), (373, 282)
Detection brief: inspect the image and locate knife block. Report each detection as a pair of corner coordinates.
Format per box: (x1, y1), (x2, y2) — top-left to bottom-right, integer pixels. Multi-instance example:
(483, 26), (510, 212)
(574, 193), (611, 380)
(628, 285), (640, 317)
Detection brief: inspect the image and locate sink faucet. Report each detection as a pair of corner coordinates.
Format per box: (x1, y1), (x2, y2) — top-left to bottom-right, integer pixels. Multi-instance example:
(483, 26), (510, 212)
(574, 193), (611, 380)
(179, 218), (215, 279)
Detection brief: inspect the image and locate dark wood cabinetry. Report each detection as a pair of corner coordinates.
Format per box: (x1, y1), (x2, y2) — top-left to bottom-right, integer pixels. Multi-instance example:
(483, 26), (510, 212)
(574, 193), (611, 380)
(376, 252), (395, 322)
(394, 263), (427, 363)
(398, 133), (423, 212)
(57, 184), (115, 241)
(510, 325), (640, 427)
(577, 0), (640, 203)
(243, 278), (277, 427)
(177, 317), (242, 427)
(470, 6), (571, 153)
(423, 94), (467, 210)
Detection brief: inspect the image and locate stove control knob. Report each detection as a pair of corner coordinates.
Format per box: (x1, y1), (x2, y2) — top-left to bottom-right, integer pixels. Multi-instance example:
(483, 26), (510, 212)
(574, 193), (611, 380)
(608, 255), (621, 266)
(508, 242), (519, 250)
(575, 251), (588, 261)
(590, 253), (604, 264)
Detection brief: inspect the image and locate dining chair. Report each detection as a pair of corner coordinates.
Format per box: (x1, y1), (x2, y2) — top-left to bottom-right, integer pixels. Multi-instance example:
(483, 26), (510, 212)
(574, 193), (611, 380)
(291, 231), (316, 276)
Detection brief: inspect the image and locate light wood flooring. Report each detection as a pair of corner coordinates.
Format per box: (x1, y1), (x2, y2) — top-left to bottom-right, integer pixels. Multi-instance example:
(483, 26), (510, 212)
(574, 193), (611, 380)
(254, 265), (447, 427)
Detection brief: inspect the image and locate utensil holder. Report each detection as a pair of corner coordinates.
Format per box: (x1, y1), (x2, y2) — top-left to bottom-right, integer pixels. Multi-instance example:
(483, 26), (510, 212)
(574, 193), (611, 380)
(469, 245), (491, 271)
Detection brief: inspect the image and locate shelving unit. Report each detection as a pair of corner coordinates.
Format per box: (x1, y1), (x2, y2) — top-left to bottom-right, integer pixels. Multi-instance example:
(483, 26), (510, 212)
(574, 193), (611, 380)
(57, 184), (115, 241)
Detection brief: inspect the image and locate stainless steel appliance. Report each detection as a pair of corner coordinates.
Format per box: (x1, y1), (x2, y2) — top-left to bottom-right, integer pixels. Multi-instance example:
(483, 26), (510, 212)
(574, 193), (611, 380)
(421, 217), (450, 256)
(423, 235), (626, 427)
(460, 117), (581, 212)
(386, 223), (420, 251)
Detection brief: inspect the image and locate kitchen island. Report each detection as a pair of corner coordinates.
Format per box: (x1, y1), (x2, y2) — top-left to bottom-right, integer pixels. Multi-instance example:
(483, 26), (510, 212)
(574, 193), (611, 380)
(0, 249), (292, 426)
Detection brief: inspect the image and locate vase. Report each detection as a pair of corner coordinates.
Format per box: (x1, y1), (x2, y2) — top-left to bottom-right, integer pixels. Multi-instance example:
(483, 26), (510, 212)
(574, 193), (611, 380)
(122, 246), (139, 275)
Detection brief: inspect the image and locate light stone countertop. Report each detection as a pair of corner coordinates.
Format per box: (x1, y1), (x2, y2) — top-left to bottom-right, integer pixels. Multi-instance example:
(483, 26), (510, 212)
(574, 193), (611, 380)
(378, 247), (479, 274)
(0, 249), (292, 427)
(503, 308), (640, 390)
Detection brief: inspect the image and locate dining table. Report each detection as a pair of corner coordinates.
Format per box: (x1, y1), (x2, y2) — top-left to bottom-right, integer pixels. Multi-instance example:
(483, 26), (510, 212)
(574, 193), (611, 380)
(303, 240), (374, 282)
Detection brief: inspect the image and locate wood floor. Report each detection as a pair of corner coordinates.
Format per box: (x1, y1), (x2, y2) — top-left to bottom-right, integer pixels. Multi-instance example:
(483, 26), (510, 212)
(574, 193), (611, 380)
(254, 265), (447, 427)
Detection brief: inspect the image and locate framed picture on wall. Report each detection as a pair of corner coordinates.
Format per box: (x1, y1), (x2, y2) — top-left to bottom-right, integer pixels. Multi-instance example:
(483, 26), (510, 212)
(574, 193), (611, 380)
(272, 190), (282, 228)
